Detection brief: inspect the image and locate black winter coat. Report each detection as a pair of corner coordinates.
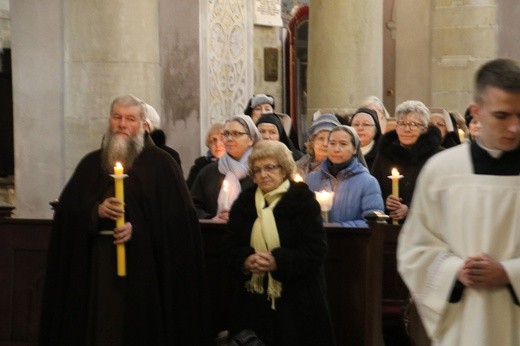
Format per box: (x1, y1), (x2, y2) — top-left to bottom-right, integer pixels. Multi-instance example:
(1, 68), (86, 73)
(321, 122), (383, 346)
(371, 126), (444, 213)
(190, 161), (255, 219)
(221, 181), (336, 346)
(186, 155), (214, 189)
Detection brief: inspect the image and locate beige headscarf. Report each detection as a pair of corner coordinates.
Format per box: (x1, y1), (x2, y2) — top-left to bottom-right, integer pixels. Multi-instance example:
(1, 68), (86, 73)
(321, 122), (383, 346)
(245, 179), (290, 309)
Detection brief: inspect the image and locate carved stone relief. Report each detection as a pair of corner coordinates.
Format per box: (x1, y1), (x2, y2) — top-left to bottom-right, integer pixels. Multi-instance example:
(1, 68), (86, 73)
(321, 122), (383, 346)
(205, 0), (252, 125)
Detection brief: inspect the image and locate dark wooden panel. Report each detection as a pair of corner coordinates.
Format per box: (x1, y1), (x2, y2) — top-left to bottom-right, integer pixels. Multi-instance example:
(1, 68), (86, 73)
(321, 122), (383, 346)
(0, 219), (52, 345)
(0, 218), (385, 346)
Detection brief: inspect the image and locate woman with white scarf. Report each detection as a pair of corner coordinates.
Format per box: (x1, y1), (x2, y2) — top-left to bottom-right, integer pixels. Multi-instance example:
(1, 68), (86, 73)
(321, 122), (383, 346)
(222, 141), (335, 345)
(190, 115), (260, 221)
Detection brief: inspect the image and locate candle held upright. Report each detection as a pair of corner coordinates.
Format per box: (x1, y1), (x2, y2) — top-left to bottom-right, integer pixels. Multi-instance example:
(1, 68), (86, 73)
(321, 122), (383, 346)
(113, 162), (127, 277)
(315, 190), (334, 223)
(222, 179), (230, 210)
(388, 168), (403, 225)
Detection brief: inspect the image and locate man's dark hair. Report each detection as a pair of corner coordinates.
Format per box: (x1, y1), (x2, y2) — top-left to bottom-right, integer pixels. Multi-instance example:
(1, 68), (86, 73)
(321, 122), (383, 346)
(475, 58), (520, 103)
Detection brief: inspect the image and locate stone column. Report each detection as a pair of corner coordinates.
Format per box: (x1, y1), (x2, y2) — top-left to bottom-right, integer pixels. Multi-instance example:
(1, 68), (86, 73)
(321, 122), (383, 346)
(12, 0), (161, 218)
(11, 0), (65, 218)
(431, 1), (497, 111)
(306, 0), (383, 121)
(394, 0), (431, 107)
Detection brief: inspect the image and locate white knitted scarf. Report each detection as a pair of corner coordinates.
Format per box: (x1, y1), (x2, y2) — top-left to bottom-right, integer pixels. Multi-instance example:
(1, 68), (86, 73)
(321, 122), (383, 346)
(217, 148), (252, 212)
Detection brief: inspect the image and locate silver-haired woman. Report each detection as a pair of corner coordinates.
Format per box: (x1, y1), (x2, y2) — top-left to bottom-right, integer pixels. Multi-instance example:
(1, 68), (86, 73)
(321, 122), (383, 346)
(371, 100), (444, 223)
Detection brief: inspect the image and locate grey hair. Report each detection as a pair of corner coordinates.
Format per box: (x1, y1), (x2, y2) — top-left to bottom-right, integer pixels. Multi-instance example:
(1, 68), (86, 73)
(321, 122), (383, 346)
(395, 100), (430, 127)
(110, 94), (147, 122)
(225, 114), (261, 144)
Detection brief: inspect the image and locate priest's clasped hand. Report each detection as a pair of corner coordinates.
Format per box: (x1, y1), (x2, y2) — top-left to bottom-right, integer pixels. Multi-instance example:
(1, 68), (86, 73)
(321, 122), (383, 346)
(98, 197), (125, 221)
(458, 253), (510, 288)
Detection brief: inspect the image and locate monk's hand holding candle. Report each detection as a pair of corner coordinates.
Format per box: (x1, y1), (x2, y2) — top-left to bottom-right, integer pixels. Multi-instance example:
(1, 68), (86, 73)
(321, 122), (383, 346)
(98, 197), (125, 220)
(113, 222), (133, 244)
(98, 197), (132, 244)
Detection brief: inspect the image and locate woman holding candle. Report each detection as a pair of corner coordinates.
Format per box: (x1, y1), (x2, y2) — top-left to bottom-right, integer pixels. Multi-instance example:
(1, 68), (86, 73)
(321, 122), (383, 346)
(190, 115), (260, 221)
(222, 140), (335, 345)
(306, 125), (384, 228)
(371, 100), (444, 223)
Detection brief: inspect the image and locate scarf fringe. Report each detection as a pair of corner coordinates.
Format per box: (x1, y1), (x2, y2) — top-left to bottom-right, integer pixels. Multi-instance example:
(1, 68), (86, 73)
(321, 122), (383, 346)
(245, 274), (265, 294)
(245, 272), (282, 310)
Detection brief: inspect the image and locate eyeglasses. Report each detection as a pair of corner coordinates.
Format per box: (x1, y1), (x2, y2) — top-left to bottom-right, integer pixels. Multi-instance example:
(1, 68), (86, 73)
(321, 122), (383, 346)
(221, 131), (248, 139)
(351, 123), (375, 129)
(396, 121), (424, 131)
(251, 164), (281, 176)
(431, 121), (446, 128)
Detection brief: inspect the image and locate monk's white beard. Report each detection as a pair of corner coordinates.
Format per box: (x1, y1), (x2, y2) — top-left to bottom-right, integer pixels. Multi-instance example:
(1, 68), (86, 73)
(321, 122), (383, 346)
(101, 129), (145, 173)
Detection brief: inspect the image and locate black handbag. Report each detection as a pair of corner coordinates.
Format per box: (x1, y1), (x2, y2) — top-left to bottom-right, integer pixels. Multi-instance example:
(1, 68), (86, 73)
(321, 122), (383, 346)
(228, 329), (265, 346)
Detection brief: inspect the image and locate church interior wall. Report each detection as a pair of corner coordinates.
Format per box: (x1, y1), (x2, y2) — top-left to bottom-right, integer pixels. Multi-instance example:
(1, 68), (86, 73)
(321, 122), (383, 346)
(2, 0), (520, 218)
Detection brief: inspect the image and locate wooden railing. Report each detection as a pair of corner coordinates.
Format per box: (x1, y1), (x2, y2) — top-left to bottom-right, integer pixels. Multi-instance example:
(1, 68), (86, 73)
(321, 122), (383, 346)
(0, 217), (394, 346)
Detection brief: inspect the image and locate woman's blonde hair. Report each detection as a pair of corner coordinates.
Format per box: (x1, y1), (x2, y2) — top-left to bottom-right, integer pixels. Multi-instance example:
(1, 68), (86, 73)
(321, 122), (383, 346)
(248, 140), (296, 178)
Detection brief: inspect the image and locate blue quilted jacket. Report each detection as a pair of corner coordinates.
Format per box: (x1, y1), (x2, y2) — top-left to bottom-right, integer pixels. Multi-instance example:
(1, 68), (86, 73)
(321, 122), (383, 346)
(306, 157), (384, 227)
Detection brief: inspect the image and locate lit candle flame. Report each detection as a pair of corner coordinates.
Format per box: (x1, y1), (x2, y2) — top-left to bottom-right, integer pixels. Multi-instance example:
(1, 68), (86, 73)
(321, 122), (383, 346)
(315, 190), (334, 212)
(458, 128), (465, 142)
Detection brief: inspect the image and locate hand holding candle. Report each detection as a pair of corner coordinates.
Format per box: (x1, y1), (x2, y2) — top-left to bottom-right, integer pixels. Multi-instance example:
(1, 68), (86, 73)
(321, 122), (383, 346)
(388, 168), (403, 225)
(113, 162), (127, 277)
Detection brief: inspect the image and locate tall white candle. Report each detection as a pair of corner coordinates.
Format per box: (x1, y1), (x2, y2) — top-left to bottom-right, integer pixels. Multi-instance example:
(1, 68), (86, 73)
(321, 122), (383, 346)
(222, 179), (230, 210)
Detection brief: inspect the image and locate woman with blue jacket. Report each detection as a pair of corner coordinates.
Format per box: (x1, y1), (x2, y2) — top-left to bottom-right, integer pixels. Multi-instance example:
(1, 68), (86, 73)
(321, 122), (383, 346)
(306, 125), (384, 228)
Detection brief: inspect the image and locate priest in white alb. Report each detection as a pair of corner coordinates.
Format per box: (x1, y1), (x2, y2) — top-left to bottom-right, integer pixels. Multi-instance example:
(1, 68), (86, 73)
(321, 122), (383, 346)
(398, 58), (520, 345)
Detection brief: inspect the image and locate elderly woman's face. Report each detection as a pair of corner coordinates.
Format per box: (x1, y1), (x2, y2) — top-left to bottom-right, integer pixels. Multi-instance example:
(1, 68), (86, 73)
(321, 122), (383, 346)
(207, 131), (225, 159)
(350, 113), (377, 147)
(311, 130), (330, 161)
(251, 103), (274, 123)
(327, 130), (356, 165)
(257, 123), (280, 141)
(396, 113), (427, 147)
(222, 120), (253, 160)
(430, 114), (448, 138)
(251, 157), (286, 193)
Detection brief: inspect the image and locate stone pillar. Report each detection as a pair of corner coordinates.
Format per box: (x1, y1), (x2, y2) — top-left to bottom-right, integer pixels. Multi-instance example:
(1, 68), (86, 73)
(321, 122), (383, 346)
(12, 0), (161, 218)
(11, 0), (65, 219)
(394, 0), (431, 107)
(431, 1), (497, 111)
(306, 0), (383, 121)
(158, 0), (201, 175)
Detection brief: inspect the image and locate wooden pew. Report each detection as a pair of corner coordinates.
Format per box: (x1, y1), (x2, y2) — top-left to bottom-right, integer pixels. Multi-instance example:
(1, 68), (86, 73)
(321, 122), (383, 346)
(0, 218), (51, 344)
(370, 221), (411, 345)
(0, 218), (384, 346)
